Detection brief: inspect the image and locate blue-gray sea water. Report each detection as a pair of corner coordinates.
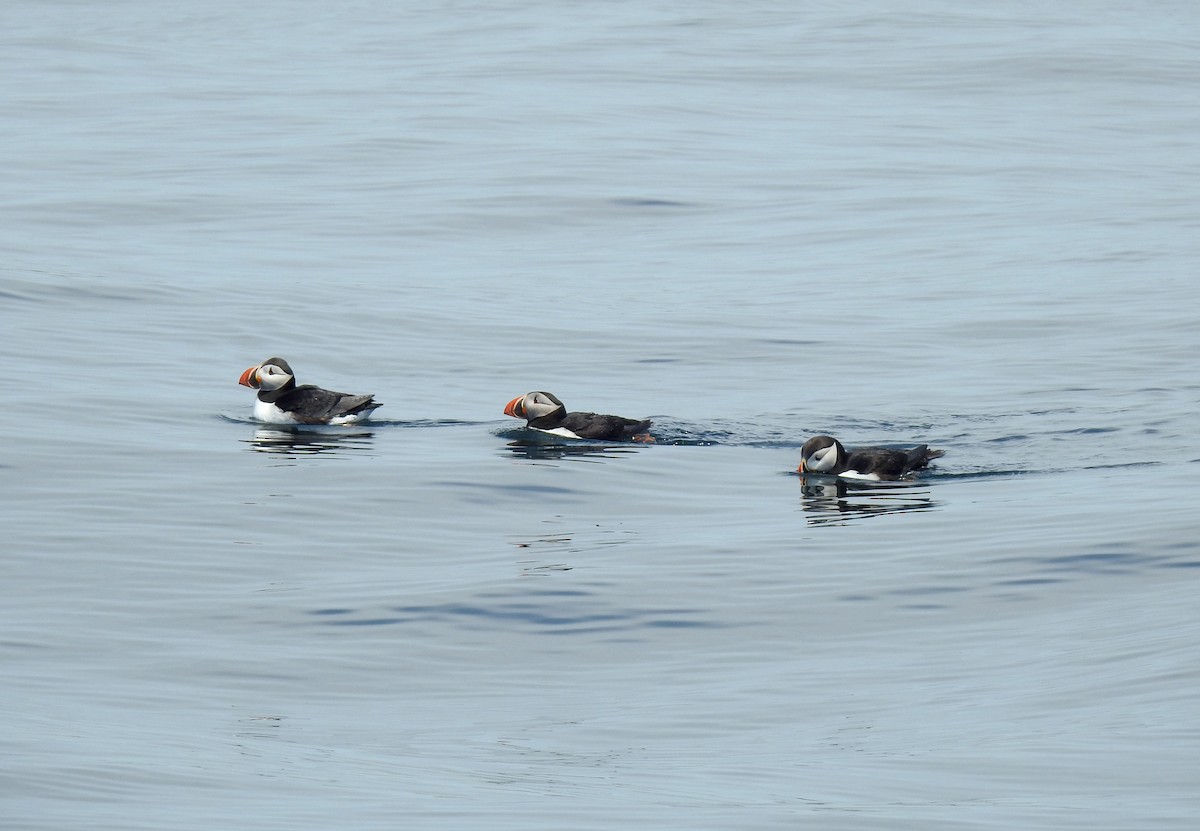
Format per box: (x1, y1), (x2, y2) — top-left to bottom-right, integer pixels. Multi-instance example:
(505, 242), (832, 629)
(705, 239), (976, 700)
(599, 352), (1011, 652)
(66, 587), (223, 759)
(3, 2), (1199, 829)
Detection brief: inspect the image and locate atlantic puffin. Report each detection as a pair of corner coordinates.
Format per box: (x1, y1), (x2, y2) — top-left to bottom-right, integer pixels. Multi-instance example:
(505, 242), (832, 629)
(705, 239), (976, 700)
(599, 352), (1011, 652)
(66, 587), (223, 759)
(238, 357), (382, 425)
(799, 435), (943, 481)
(503, 391), (653, 441)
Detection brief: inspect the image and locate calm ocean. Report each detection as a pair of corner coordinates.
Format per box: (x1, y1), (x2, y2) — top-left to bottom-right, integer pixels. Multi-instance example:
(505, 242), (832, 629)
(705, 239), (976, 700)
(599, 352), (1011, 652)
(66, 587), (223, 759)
(3, 2), (1198, 829)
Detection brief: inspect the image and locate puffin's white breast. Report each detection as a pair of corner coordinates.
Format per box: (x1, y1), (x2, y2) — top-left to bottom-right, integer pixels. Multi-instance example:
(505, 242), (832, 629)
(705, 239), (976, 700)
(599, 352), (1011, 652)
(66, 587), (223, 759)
(253, 399), (298, 424)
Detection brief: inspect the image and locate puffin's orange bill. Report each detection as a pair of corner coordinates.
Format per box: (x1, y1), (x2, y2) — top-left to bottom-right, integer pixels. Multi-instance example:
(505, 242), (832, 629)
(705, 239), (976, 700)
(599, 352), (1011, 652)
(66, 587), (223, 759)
(238, 366), (261, 388)
(503, 396), (524, 418)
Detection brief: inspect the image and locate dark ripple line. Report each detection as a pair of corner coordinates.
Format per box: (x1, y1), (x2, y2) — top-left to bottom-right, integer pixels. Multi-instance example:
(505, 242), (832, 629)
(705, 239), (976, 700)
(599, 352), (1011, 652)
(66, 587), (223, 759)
(305, 601), (720, 632)
(219, 410), (1180, 480)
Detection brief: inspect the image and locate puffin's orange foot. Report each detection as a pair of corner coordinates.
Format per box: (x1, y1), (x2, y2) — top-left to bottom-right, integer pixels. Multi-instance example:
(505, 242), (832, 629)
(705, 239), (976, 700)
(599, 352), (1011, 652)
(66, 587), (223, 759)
(632, 434), (655, 444)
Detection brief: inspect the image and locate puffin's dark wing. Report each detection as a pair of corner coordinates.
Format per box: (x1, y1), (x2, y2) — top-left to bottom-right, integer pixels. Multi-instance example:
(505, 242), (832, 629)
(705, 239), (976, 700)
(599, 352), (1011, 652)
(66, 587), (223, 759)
(846, 445), (944, 479)
(276, 385), (379, 424)
(560, 412), (652, 441)
(844, 448), (911, 479)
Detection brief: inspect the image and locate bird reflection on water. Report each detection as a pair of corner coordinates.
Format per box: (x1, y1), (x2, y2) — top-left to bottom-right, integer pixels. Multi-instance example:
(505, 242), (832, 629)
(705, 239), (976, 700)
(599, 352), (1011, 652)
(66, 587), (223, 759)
(498, 426), (648, 462)
(498, 423), (718, 463)
(798, 475), (940, 526)
(243, 427), (377, 457)
(504, 439), (642, 463)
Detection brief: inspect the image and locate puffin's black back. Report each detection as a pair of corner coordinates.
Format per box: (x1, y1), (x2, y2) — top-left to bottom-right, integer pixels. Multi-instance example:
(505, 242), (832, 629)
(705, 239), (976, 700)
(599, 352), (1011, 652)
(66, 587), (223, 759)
(844, 445), (943, 479)
(559, 412), (653, 441)
(274, 385), (378, 424)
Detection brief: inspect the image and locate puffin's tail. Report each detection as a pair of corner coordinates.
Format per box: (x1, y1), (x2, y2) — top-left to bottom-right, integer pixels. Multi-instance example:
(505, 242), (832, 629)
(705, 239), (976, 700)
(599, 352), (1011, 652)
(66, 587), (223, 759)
(621, 419), (654, 440)
(906, 445), (944, 470)
(339, 394), (381, 417)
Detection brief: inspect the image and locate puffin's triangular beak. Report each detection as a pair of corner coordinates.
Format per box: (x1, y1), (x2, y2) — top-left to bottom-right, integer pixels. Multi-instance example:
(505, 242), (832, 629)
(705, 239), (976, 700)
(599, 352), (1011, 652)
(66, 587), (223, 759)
(503, 396), (524, 418)
(238, 365), (261, 388)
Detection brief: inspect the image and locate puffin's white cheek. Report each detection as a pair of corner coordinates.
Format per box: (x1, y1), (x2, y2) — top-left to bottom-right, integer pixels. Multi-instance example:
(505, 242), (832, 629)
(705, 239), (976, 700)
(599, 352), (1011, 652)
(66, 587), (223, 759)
(257, 372), (291, 392)
(809, 446), (838, 472)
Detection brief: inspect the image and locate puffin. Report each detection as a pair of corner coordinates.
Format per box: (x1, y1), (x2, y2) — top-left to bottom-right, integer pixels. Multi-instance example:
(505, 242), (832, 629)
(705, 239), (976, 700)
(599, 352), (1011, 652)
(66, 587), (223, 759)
(238, 357), (382, 425)
(503, 391), (653, 441)
(799, 435), (943, 481)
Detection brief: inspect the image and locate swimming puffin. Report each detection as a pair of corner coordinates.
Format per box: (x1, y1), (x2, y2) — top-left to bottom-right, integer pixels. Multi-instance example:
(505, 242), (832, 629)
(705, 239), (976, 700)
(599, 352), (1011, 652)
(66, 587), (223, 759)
(238, 357), (382, 425)
(503, 391), (653, 441)
(799, 435), (943, 480)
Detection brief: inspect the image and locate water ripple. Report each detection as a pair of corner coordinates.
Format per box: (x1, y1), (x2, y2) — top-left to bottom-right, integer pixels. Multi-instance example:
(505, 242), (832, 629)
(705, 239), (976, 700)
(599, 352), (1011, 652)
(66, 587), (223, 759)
(304, 594), (720, 636)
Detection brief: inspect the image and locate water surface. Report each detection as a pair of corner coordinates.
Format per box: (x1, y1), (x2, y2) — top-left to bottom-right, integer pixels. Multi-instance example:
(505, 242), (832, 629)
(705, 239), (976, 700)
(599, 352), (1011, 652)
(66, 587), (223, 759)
(3, 2), (1199, 829)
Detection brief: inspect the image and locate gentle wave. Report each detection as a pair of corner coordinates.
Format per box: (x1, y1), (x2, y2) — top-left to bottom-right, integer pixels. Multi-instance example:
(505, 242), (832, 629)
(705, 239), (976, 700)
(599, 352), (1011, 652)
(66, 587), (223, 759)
(217, 412), (1155, 479)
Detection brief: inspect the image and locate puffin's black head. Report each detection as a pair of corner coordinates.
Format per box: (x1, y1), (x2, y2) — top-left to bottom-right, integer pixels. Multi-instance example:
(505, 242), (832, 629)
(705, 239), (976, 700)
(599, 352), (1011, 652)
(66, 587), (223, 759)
(504, 391), (565, 421)
(799, 435), (845, 474)
(238, 357), (296, 391)
(260, 356), (293, 376)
